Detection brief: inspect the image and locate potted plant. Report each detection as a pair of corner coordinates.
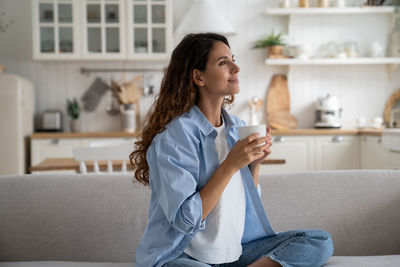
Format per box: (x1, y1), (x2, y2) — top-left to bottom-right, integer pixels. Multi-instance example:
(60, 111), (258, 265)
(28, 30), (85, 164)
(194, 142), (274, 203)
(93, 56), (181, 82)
(66, 98), (81, 132)
(252, 31), (286, 58)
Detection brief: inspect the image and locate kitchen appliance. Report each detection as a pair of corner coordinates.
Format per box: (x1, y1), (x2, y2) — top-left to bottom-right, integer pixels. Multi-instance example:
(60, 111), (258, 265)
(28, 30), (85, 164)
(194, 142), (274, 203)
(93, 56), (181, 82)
(0, 73), (34, 174)
(315, 94), (342, 128)
(41, 110), (63, 132)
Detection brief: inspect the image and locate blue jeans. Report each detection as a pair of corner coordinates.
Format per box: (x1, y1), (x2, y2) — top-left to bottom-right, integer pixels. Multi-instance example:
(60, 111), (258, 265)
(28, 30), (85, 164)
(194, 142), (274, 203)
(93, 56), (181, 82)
(163, 229), (334, 267)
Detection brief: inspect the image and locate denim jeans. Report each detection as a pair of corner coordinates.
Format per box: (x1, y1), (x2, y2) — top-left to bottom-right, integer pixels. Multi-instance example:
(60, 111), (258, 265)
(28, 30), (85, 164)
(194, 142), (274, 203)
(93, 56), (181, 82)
(163, 229), (334, 267)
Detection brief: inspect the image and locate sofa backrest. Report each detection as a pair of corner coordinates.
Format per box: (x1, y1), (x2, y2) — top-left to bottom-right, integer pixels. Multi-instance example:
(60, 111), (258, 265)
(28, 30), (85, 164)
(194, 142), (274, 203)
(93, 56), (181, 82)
(259, 170), (400, 256)
(0, 174), (149, 262)
(0, 170), (399, 262)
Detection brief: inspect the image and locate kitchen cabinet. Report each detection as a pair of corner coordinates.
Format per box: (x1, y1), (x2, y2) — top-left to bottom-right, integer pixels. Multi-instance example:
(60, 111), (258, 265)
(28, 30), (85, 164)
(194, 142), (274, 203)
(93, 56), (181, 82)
(126, 0), (172, 60)
(361, 135), (400, 169)
(32, 0), (172, 60)
(32, 0), (81, 59)
(314, 135), (360, 170)
(360, 135), (388, 169)
(259, 134), (360, 175)
(31, 137), (136, 166)
(82, 0), (126, 59)
(259, 135), (314, 174)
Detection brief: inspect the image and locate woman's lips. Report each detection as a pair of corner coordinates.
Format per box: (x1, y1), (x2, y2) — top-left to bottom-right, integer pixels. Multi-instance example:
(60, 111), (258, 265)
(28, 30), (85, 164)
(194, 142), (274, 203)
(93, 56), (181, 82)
(228, 78), (239, 83)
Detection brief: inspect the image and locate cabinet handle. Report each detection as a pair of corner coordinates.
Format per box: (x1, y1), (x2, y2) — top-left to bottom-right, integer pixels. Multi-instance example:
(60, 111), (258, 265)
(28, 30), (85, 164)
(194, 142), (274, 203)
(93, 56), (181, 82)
(377, 137), (382, 143)
(332, 135), (343, 142)
(274, 136), (285, 143)
(51, 139), (60, 145)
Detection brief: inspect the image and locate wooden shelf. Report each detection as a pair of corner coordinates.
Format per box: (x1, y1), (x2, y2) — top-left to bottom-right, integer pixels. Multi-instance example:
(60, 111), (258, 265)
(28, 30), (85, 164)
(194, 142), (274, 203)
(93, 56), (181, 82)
(265, 57), (400, 66)
(264, 6), (395, 15)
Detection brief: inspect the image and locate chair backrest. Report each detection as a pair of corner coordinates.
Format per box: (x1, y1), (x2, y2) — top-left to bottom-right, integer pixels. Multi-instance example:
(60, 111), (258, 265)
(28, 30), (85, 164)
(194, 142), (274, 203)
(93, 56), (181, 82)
(72, 141), (134, 174)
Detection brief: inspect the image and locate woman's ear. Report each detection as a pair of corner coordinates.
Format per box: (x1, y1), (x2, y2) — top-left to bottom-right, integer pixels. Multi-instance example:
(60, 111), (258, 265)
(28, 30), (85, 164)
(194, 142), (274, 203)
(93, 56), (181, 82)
(193, 69), (205, 87)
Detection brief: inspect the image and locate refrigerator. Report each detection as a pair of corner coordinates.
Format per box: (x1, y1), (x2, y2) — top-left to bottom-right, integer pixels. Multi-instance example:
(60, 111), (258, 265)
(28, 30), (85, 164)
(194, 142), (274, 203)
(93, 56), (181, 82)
(0, 73), (34, 174)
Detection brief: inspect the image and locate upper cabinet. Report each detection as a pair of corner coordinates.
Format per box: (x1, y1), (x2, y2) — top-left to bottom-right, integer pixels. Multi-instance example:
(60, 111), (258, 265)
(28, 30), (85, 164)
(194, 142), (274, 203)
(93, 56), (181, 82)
(126, 0), (172, 60)
(32, 0), (172, 60)
(82, 0), (126, 59)
(33, 0), (80, 59)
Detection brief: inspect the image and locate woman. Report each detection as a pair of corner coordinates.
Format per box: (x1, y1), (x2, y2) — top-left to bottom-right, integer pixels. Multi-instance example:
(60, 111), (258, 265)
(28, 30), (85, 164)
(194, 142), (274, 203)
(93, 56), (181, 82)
(130, 33), (333, 267)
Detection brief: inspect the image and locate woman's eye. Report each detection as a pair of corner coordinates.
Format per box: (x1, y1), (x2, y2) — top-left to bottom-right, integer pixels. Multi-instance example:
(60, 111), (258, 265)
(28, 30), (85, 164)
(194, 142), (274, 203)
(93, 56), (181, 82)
(219, 61), (227, 66)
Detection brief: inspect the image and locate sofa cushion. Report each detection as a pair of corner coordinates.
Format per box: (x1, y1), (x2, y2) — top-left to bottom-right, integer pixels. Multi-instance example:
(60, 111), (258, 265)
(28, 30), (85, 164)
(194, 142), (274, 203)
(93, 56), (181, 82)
(0, 262), (133, 267)
(325, 255), (400, 266)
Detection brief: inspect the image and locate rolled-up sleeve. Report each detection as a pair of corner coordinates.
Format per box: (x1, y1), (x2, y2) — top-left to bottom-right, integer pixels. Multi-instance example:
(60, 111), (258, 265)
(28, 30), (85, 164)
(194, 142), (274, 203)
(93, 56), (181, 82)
(148, 139), (206, 235)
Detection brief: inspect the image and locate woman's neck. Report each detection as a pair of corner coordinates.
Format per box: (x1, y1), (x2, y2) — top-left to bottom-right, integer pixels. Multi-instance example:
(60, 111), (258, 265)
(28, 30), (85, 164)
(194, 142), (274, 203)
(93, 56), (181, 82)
(197, 97), (224, 127)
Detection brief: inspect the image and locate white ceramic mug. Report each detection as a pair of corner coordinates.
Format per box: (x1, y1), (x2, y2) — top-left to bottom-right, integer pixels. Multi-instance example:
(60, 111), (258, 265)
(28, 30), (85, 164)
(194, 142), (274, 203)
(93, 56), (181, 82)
(356, 117), (367, 129)
(238, 124), (266, 146)
(372, 117), (383, 129)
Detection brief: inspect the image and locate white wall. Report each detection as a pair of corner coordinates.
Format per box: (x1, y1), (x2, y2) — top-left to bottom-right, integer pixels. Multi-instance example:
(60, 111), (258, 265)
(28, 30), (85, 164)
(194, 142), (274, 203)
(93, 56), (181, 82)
(0, 0), (399, 132)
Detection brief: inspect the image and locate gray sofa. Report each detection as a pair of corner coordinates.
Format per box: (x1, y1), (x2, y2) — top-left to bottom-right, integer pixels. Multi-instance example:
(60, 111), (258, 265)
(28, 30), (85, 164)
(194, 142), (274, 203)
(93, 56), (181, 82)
(0, 170), (399, 267)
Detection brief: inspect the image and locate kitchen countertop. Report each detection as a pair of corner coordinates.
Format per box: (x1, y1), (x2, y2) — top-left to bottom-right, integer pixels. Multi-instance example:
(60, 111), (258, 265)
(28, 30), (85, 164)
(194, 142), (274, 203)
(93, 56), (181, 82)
(30, 128), (384, 139)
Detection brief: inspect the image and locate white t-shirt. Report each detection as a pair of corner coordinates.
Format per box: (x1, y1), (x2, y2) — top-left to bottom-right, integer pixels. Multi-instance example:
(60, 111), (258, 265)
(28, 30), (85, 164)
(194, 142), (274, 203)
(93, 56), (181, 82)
(184, 117), (246, 264)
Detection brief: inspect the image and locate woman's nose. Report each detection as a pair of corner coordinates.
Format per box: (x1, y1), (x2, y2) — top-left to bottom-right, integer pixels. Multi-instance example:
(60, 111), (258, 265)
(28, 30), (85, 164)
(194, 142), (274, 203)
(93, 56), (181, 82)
(231, 62), (240, 73)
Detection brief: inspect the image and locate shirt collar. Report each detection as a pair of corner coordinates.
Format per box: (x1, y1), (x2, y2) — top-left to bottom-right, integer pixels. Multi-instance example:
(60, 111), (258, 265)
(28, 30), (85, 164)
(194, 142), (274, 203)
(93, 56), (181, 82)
(187, 105), (237, 136)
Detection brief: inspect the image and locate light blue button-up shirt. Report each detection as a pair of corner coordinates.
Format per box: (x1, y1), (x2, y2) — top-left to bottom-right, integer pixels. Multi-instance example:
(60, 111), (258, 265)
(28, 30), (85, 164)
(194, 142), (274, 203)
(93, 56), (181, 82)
(135, 105), (276, 267)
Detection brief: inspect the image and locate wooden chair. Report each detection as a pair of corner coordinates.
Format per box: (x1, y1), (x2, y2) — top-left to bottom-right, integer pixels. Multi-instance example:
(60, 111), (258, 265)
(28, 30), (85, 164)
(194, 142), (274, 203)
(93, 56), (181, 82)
(72, 140), (135, 174)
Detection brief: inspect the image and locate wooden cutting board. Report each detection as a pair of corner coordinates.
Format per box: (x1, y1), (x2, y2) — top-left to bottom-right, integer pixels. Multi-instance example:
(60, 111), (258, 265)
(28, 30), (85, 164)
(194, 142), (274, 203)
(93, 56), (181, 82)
(265, 74), (297, 130)
(266, 74), (290, 114)
(268, 110), (298, 130)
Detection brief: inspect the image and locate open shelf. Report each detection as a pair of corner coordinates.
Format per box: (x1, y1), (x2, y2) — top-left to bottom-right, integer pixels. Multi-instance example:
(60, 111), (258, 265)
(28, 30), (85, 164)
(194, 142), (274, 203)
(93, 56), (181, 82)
(264, 6), (395, 15)
(265, 57), (400, 66)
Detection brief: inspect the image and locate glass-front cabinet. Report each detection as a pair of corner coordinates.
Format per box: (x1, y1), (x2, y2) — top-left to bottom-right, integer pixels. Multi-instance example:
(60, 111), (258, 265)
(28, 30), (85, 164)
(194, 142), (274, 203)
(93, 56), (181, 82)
(82, 0), (126, 59)
(33, 0), (80, 59)
(126, 0), (172, 59)
(32, 0), (172, 60)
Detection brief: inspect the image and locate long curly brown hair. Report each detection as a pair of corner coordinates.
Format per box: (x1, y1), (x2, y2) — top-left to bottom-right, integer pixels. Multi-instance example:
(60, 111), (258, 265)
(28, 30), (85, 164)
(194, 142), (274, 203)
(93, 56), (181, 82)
(129, 33), (235, 186)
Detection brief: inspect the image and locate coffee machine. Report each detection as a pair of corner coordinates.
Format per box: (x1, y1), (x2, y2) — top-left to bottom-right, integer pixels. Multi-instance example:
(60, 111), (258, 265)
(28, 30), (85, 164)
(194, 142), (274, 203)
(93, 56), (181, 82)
(315, 94), (342, 128)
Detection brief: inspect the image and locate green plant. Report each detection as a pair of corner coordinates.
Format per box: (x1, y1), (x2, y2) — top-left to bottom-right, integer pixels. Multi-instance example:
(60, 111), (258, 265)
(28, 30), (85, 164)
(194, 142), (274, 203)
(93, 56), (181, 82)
(252, 31), (285, 48)
(66, 98), (80, 120)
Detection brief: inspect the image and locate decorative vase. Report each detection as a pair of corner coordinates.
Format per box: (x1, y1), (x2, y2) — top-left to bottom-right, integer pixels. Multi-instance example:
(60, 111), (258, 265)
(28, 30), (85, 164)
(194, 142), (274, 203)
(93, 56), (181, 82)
(267, 45), (284, 58)
(70, 119), (81, 132)
(121, 103), (136, 133)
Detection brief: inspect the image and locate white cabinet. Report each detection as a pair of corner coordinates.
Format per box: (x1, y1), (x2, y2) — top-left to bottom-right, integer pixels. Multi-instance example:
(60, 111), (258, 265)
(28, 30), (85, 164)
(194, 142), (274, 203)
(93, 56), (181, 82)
(32, 0), (80, 59)
(31, 137), (136, 166)
(260, 134), (361, 175)
(360, 135), (400, 170)
(314, 135), (360, 170)
(32, 0), (172, 60)
(82, 0), (126, 59)
(360, 136), (388, 169)
(31, 138), (83, 165)
(126, 0), (172, 60)
(259, 135), (314, 174)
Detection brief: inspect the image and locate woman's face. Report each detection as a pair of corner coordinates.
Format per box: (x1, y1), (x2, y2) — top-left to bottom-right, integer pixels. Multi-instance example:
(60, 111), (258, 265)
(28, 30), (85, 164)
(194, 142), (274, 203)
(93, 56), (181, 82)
(194, 41), (240, 98)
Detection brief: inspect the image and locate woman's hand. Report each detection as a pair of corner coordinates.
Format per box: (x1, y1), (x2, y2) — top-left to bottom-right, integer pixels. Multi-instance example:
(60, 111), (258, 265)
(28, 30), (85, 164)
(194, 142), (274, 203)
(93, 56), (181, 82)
(222, 132), (269, 174)
(250, 126), (272, 168)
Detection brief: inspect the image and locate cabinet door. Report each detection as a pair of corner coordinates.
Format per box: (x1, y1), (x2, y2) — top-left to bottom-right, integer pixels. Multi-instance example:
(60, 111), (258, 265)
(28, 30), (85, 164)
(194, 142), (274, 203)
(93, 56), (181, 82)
(259, 136), (314, 175)
(314, 135), (360, 170)
(360, 136), (390, 169)
(32, 0), (80, 59)
(82, 0), (126, 59)
(31, 139), (83, 166)
(126, 0), (172, 59)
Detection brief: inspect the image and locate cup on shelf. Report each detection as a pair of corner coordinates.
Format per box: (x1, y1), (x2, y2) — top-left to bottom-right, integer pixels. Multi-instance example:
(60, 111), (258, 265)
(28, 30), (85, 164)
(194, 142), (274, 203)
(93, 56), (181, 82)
(369, 42), (385, 57)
